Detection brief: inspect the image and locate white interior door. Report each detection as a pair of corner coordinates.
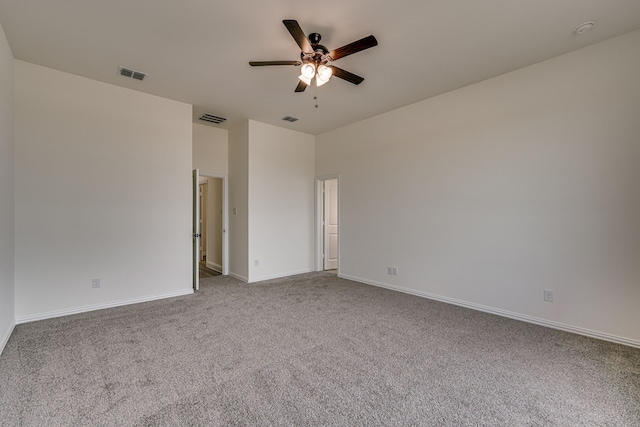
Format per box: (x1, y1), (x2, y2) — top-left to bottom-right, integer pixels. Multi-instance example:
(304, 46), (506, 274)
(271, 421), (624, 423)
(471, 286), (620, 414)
(324, 179), (338, 270)
(192, 169), (200, 291)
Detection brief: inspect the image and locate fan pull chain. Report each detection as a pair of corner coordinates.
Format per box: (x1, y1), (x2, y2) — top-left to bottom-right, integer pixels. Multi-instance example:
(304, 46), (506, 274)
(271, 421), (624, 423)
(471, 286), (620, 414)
(314, 81), (319, 108)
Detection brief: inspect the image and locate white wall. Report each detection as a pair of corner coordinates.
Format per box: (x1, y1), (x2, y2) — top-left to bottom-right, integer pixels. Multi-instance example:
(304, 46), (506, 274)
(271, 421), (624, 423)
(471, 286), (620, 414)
(228, 120), (315, 282)
(192, 122), (228, 272)
(14, 61), (193, 321)
(192, 123), (228, 175)
(228, 121), (249, 280)
(0, 21), (15, 354)
(248, 120), (315, 282)
(316, 30), (640, 346)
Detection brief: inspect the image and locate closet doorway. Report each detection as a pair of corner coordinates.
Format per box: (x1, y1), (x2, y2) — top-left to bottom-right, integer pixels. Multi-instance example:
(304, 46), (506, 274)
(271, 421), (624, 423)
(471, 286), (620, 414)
(315, 175), (339, 272)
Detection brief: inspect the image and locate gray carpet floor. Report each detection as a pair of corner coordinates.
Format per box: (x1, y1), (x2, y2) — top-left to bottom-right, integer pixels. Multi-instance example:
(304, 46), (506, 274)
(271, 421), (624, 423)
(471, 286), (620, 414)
(1, 272), (639, 426)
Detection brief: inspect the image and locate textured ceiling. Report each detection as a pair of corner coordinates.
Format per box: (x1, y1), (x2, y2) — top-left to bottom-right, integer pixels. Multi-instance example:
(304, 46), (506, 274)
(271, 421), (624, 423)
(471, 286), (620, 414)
(1, 0), (640, 135)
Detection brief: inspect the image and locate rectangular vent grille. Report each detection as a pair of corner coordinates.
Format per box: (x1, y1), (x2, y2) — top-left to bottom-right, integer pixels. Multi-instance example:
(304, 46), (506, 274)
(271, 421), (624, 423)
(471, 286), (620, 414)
(119, 67), (147, 81)
(282, 116), (298, 122)
(199, 114), (227, 124)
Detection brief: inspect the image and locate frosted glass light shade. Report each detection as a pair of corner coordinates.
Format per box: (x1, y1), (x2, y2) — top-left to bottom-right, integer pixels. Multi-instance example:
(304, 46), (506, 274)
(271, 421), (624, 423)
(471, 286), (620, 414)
(300, 63), (316, 79)
(316, 65), (332, 86)
(317, 65), (332, 80)
(298, 74), (312, 85)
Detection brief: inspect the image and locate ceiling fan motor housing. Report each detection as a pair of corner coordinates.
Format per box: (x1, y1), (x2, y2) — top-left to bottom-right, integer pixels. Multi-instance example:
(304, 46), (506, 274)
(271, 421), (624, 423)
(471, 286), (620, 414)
(301, 33), (330, 65)
(309, 32), (322, 44)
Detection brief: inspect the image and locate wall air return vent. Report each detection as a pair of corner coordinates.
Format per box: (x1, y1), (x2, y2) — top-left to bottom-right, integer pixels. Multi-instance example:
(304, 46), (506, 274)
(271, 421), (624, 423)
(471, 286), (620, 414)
(199, 114), (227, 124)
(118, 67), (147, 81)
(282, 116), (298, 122)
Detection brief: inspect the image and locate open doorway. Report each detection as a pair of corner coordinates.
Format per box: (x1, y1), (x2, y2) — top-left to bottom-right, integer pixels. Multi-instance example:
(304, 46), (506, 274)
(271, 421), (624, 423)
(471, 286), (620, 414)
(199, 180), (207, 262)
(201, 176), (223, 274)
(316, 175), (339, 272)
(193, 170), (229, 291)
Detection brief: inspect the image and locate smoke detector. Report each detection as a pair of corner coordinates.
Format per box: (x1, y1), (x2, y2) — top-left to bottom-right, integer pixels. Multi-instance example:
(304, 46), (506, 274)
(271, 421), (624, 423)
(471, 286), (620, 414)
(574, 21), (595, 35)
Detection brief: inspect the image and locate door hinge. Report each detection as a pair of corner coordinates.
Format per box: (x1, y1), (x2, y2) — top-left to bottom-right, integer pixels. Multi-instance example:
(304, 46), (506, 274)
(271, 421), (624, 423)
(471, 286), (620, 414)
(193, 233), (202, 238)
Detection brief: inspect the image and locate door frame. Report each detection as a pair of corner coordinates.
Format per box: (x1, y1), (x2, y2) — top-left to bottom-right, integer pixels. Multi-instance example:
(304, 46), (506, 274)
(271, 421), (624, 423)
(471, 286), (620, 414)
(193, 169), (200, 291)
(194, 172), (229, 280)
(315, 174), (340, 272)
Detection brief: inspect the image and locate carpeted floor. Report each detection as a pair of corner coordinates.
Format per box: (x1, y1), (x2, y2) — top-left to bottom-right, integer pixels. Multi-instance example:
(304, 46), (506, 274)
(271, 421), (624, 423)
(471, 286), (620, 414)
(1, 272), (639, 426)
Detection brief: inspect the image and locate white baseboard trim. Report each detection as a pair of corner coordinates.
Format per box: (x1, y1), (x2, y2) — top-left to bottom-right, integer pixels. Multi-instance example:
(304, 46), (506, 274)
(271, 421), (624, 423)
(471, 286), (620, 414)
(228, 272), (248, 282)
(249, 268), (314, 284)
(340, 273), (640, 349)
(206, 261), (222, 273)
(15, 289), (194, 325)
(0, 319), (16, 356)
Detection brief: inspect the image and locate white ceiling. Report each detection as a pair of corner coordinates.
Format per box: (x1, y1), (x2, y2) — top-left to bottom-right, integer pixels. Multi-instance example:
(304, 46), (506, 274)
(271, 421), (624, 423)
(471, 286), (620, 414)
(1, 0), (640, 135)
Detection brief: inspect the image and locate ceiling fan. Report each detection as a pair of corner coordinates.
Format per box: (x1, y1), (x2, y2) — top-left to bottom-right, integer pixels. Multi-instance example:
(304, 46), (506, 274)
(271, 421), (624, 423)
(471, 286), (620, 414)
(249, 20), (378, 92)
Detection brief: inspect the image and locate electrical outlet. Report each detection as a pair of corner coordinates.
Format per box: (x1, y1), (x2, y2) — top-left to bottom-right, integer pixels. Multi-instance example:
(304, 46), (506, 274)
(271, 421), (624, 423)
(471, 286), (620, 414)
(392, 267), (398, 276)
(254, 259), (259, 267)
(543, 289), (554, 302)
(92, 278), (101, 289)
(387, 267), (392, 275)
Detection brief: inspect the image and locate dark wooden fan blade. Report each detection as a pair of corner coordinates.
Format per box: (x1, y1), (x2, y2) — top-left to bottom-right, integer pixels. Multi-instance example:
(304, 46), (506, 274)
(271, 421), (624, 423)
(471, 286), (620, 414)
(295, 80), (308, 92)
(328, 66), (365, 85)
(283, 20), (313, 54)
(328, 35), (378, 61)
(249, 61), (302, 66)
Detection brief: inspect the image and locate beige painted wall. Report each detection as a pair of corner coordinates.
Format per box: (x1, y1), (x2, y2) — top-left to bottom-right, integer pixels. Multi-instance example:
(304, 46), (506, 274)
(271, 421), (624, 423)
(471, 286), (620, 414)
(316, 30), (640, 345)
(0, 21), (15, 354)
(192, 122), (228, 272)
(228, 120), (315, 282)
(192, 123), (228, 175)
(14, 61), (193, 320)
(248, 120), (315, 282)
(228, 121), (249, 280)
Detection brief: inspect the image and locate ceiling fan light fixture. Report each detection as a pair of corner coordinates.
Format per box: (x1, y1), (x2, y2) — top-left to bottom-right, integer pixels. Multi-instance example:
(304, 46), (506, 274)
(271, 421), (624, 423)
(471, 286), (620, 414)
(249, 20), (377, 93)
(316, 65), (332, 87)
(316, 76), (329, 87)
(317, 65), (332, 80)
(300, 63), (316, 79)
(298, 74), (312, 85)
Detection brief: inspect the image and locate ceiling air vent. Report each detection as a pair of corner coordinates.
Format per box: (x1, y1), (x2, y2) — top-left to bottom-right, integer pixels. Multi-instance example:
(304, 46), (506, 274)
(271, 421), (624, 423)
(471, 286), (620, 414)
(132, 71), (146, 80)
(282, 116), (298, 122)
(118, 67), (147, 81)
(199, 114), (227, 124)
